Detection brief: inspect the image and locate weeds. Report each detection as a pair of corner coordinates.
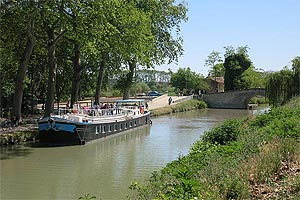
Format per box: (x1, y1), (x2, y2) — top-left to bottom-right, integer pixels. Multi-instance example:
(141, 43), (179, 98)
(128, 97), (300, 200)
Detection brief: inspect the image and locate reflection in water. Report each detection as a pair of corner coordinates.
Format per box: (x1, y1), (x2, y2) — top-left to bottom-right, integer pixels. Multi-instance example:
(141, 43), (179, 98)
(0, 145), (33, 160)
(0, 108), (260, 200)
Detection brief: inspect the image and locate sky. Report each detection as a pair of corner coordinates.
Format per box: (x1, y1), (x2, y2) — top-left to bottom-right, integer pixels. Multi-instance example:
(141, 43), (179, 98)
(156, 0), (300, 76)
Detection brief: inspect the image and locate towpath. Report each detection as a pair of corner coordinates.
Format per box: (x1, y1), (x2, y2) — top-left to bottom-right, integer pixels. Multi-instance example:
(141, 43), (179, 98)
(147, 94), (192, 110)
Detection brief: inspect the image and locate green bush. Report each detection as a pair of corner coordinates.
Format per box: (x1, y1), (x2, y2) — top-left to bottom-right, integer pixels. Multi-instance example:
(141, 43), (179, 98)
(202, 119), (242, 145)
(0, 131), (37, 146)
(128, 97), (300, 200)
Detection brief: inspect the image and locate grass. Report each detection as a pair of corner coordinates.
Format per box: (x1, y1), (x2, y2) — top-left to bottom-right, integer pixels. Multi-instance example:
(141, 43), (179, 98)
(128, 96), (300, 200)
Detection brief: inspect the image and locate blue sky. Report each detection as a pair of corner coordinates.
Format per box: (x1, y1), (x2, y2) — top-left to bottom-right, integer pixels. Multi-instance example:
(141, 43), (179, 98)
(157, 0), (300, 75)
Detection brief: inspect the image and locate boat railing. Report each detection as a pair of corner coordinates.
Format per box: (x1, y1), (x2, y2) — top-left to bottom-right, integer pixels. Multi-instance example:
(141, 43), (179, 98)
(52, 105), (147, 119)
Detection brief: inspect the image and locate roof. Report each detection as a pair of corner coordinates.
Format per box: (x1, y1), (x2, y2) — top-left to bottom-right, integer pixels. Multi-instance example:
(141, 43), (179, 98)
(210, 77), (224, 84)
(115, 99), (146, 103)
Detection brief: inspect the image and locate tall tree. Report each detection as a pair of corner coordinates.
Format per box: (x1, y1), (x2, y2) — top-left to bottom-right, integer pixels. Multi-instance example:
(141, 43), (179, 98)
(205, 51), (223, 92)
(61, 0), (92, 108)
(13, 16), (35, 121)
(120, 0), (188, 99)
(291, 56), (300, 96)
(0, 1), (45, 121)
(266, 56), (300, 106)
(40, 1), (68, 116)
(205, 51), (223, 77)
(223, 46), (252, 91)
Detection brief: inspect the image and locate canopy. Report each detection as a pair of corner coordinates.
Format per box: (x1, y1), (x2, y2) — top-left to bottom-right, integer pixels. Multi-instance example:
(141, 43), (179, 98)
(115, 99), (146, 103)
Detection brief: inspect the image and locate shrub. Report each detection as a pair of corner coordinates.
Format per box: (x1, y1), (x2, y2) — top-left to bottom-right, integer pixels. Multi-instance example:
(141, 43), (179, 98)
(202, 119), (242, 145)
(129, 97), (300, 200)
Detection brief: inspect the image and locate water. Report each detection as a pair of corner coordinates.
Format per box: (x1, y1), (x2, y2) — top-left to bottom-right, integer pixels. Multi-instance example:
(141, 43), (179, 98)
(0, 109), (258, 200)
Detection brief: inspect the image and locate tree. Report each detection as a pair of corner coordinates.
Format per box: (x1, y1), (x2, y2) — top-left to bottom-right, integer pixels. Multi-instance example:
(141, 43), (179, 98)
(170, 67), (208, 94)
(223, 46), (252, 91)
(1, 1), (36, 121)
(266, 56), (300, 106)
(291, 56), (300, 96)
(40, 0), (69, 116)
(0, 0), (188, 118)
(266, 69), (294, 106)
(205, 51), (223, 77)
(239, 66), (267, 89)
(205, 51), (223, 92)
(120, 0), (188, 99)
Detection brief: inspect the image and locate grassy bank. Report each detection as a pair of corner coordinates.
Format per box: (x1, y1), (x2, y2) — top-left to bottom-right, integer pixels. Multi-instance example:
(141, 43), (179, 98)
(0, 130), (38, 146)
(150, 99), (207, 117)
(129, 97), (300, 199)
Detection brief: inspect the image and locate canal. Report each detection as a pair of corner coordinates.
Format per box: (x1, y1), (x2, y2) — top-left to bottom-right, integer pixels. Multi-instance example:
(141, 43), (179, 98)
(0, 108), (262, 199)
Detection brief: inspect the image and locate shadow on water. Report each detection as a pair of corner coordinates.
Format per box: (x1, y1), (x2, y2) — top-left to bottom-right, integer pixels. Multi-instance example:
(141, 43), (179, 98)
(0, 145), (33, 160)
(28, 142), (78, 148)
(0, 142), (72, 160)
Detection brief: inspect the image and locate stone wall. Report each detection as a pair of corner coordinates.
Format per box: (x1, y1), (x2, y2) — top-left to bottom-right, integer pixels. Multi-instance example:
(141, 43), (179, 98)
(202, 88), (265, 109)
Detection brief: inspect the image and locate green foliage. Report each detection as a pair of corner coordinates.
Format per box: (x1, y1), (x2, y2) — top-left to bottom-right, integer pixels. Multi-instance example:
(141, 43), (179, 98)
(170, 67), (208, 94)
(240, 66), (267, 89)
(266, 56), (300, 106)
(211, 63), (225, 77)
(101, 89), (122, 98)
(130, 82), (150, 95)
(249, 96), (268, 104)
(224, 53), (252, 90)
(1, 0), (188, 116)
(251, 106), (300, 138)
(0, 131), (38, 146)
(128, 97), (300, 200)
(202, 119), (242, 145)
(205, 51), (223, 77)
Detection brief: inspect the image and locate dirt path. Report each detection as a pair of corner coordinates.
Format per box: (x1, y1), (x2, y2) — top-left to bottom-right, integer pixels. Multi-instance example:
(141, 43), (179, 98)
(147, 95), (191, 110)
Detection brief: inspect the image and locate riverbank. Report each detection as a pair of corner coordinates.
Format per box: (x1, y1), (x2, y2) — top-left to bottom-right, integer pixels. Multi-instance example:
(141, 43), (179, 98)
(0, 117), (40, 145)
(129, 97), (300, 199)
(150, 99), (207, 117)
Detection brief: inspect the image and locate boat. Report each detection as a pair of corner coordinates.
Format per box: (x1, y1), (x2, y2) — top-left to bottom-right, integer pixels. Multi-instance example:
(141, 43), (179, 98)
(37, 99), (151, 145)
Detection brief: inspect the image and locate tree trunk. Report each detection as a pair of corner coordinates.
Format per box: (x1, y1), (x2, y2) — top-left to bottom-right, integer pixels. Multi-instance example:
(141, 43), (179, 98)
(0, 69), (2, 117)
(12, 18), (35, 122)
(94, 53), (107, 105)
(70, 44), (82, 108)
(44, 43), (57, 117)
(123, 60), (136, 100)
(43, 28), (66, 117)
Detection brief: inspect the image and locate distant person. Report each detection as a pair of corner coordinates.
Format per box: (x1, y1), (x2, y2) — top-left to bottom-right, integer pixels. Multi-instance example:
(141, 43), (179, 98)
(66, 101), (70, 109)
(168, 97), (172, 105)
(145, 102), (149, 109)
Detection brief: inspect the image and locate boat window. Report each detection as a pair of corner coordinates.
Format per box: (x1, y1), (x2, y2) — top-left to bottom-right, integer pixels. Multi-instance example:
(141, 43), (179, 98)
(125, 123), (128, 129)
(120, 123), (123, 130)
(130, 121), (132, 127)
(103, 125), (106, 133)
(114, 124), (118, 131)
(109, 125), (112, 132)
(134, 120), (137, 126)
(96, 125), (101, 134)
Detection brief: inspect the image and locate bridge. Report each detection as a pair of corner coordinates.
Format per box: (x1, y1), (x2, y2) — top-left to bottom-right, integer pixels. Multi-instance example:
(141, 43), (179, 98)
(202, 88), (265, 109)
